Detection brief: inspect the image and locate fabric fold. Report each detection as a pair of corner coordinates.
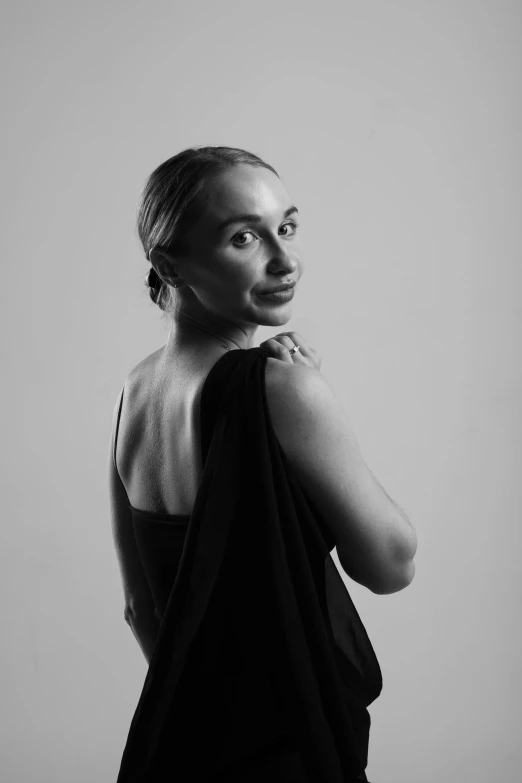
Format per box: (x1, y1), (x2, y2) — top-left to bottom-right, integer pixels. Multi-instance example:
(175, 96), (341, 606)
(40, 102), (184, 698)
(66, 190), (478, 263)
(116, 346), (382, 782)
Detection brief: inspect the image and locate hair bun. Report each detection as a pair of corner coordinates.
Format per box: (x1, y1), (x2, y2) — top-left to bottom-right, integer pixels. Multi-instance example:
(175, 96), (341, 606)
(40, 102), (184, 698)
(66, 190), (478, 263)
(146, 266), (159, 287)
(145, 266), (161, 304)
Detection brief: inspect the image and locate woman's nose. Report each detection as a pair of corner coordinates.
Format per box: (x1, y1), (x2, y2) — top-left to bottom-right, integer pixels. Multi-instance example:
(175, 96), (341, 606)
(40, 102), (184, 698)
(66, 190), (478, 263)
(269, 256), (298, 277)
(269, 240), (299, 272)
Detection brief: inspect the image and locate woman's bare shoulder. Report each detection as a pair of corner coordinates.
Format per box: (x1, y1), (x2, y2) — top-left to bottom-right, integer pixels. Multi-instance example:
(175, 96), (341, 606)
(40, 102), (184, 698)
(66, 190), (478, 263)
(263, 356), (332, 437)
(128, 347), (165, 380)
(264, 355), (317, 381)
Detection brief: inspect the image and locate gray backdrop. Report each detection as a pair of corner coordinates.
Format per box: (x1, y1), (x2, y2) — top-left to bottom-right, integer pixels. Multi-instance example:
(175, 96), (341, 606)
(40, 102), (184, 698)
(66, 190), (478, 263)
(1, 1), (520, 781)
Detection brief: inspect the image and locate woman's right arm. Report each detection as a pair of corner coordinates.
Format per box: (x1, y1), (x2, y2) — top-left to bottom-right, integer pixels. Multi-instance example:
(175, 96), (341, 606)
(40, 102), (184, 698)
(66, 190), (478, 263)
(264, 358), (417, 595)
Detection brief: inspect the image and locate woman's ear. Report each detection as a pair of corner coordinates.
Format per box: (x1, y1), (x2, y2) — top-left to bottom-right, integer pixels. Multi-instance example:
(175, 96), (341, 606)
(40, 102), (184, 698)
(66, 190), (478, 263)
(148, 248), (181, 287)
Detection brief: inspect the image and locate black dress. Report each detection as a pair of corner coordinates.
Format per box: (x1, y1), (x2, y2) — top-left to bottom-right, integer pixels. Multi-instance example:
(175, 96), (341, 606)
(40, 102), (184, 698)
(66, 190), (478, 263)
(114, 346), (382, 782)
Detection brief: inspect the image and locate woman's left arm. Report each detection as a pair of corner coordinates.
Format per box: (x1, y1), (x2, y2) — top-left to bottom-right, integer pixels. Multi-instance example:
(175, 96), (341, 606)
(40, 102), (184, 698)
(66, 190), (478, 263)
(124, 609), (161, 666)
(109, 388), (161, 666)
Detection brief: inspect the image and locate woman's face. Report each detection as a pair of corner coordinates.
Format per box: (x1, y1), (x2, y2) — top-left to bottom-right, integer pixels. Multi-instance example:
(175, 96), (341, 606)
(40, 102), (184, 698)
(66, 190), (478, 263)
(164, 163), (303, 331)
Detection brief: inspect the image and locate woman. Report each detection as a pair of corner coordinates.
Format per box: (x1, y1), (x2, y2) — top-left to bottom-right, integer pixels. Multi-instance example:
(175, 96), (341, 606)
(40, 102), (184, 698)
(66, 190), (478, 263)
(109, 146), (417, 782)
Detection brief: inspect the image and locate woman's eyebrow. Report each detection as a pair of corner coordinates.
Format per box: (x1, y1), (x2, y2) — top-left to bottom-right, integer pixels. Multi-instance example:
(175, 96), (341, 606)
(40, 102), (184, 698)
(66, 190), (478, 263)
(216, 206), (299, 234)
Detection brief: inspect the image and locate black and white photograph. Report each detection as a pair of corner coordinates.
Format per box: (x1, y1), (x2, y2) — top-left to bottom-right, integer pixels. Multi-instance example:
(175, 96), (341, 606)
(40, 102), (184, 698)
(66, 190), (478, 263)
(2, 1), (520, 781)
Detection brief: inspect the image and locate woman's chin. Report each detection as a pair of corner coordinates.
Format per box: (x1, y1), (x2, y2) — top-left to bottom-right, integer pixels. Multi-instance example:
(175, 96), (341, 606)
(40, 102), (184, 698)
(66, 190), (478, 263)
(255, 308), (293, 327)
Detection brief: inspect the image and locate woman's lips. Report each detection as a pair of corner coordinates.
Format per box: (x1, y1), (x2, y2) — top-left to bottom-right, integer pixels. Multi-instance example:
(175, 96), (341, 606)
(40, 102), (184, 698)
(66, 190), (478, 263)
(256, 287), (295, 302)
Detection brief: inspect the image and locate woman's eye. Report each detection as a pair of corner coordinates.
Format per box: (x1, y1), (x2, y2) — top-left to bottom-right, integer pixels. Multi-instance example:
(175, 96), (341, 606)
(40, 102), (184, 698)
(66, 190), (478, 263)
(232, 220), (299, 247)
(279, 220), (299, 236)
(233, 230), (256, 246)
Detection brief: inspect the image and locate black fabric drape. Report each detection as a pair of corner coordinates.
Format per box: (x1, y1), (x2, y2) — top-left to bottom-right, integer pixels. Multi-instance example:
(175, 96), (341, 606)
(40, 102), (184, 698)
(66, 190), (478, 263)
(116, 346), (382, 782)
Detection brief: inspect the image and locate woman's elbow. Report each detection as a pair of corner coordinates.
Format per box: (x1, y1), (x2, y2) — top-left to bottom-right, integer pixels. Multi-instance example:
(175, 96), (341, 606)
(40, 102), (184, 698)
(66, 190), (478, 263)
(370, 558), (416, 595)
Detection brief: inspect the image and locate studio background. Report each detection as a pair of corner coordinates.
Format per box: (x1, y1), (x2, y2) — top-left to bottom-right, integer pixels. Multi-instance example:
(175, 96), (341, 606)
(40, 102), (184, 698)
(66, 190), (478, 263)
(1, 1), (520, 781)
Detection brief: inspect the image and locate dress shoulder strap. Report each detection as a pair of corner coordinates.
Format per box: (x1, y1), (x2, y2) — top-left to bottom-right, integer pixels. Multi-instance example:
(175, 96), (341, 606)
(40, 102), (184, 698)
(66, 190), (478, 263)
(112, 385), (130, 503)
(113, 385), (125, 470)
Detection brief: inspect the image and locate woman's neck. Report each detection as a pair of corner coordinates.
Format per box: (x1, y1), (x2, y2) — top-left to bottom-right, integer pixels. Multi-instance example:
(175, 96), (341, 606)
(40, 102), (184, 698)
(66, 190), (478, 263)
(167, 312), (255, 353)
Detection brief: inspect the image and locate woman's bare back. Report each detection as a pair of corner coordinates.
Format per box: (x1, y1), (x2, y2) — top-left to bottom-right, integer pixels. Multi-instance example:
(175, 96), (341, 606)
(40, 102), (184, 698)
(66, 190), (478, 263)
(115, 344), (233, 516)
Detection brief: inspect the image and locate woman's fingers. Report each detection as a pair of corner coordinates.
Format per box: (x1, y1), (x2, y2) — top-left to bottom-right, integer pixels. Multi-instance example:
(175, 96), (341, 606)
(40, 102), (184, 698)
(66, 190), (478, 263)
(261, 338), (295, 363)
(259, 332), (322, 370)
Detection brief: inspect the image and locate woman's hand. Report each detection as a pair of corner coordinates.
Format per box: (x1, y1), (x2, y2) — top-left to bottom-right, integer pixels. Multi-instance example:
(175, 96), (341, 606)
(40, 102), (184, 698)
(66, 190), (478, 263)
(259, 331), (322, 371)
